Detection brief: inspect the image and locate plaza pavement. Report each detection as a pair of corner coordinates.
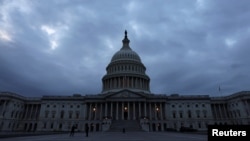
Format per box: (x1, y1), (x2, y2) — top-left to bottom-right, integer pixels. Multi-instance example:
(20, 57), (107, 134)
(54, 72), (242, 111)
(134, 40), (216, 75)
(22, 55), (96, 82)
(0, 131), (207, 141)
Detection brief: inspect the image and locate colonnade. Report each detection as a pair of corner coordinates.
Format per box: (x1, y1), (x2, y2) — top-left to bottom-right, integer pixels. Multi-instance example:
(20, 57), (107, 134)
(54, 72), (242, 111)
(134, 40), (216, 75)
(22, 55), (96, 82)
(23, 104), (41, 119)
(211, 103), (230, 119)
(0, 100), (40, 120)
(103, 76), (150, 91)
(85, 101), (165, 121)
(0, 100), (8, 117)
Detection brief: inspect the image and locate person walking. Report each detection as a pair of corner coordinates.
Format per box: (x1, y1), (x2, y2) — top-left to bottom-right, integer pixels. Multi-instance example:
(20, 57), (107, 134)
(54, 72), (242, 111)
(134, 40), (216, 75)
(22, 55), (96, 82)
(69, 125), (76, 137)
(85, 124), (89, 137)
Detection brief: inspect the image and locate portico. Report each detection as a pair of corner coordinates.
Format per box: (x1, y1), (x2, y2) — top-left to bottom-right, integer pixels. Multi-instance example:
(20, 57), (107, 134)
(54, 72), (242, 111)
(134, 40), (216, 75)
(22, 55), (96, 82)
(85, 101), (166, 121)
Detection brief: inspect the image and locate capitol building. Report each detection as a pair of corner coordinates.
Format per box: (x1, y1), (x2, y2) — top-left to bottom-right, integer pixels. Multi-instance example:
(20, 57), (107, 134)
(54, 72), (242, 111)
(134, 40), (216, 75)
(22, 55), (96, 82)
(0, 31), (250, 133)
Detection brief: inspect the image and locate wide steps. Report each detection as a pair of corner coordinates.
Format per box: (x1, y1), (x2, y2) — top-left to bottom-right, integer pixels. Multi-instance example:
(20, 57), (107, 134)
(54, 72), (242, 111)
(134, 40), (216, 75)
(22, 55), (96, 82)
(109, 120), (142, 132)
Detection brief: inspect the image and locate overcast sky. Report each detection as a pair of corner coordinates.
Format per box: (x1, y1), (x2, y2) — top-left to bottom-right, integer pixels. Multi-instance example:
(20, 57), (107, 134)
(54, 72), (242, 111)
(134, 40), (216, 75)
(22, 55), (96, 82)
(1, 0), (250, 97)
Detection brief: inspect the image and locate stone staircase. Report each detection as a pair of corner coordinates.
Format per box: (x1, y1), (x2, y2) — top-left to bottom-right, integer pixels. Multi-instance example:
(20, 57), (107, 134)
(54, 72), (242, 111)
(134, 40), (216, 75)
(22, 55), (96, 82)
(109, 120), (142, 132)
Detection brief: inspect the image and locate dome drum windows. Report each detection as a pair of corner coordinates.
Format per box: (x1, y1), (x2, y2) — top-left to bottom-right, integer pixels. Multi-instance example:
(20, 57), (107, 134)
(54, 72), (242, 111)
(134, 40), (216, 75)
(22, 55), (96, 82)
(103, 76), (150, 91)
(106, 61), (146, 75)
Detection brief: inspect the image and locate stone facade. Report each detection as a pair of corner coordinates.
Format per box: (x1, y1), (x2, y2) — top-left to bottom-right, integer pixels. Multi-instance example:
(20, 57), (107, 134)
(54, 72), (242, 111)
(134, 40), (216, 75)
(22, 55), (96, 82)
(0, 31), (250, 132)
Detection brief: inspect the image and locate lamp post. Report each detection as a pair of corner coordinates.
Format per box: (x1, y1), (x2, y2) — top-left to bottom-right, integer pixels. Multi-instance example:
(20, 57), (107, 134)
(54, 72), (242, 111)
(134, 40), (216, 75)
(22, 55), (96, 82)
(156, 107), (159, 120)
(124, 106), (128, 120)
(93, 107), (96, 119)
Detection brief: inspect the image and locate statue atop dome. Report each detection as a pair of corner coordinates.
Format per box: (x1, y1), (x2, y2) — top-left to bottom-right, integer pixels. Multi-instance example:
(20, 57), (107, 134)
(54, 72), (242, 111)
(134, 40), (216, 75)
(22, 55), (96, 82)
(122, 30), (130, 48)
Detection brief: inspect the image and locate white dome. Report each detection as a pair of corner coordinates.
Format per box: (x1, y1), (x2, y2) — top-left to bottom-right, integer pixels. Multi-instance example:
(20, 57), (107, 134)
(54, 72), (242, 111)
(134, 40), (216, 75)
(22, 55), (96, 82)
(111, 30), (141, 62)
(102, 30), (150, 94)
(111, 48), (141, 62)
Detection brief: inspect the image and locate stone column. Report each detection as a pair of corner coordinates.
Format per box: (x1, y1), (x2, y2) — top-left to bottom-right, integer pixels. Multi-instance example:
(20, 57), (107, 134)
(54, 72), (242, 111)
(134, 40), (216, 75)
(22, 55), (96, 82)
(105, 102), (108, 117)
(218, 104), (222, 119)
(116, 102), (119, 120)
(137, 77), (139, 88)
(140, 78), (143, 88)
(154, 103), (157, 120)
(139, 102), (141, 119)
(110, 79), (112, 89)
(122, 102), (124, 120)
(24, 105), (29, 119)
(100, 103), (103, 120)
(144, 102), (147, 117)
(143, 79), (145, 89)
(211, 105), (215, 119)
(88, 103), (92, 120)
(1, 100), (7, 116)
(34, 104), (38, 119)
(122, 77), (125, 88)
(128, 102), (130, 120)
(118, 77), (120, 88)
(214, 104), (218, 119)
(115, 77), (117, 88)
(220, 104), (224, 119)
(245, 100), (250, 116)
(164, 103), (167, 119)
(110, 78), (112, 89)
(111, 102), (113, 119)
(135, 77), (137, 88)
(216, 104), (220, 119)
(132, 77), (134, 88)
(222, 104), (227, 118)
(133, 102), (136, 120)
(29, 104), (33, 119)
(94, 103), (97, 120)
(160, 103), (163, 120)
(149, 102), (152, 120)
(83, 103), (87, 120)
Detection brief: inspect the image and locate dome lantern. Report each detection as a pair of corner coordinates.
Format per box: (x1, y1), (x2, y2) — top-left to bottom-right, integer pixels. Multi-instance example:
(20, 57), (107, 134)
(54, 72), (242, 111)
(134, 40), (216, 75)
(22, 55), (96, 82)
(122, 30), (130, 49)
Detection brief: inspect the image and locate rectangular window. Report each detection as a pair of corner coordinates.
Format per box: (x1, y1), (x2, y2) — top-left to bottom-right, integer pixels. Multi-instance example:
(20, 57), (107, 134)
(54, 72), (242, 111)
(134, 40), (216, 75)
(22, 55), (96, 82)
(188, 111), (192, 118)
(173, 112), (176, 118)
(45, 111), (49, 118)
(198, 122), (201, 128)
(60, 111), (64, 119)
(76, 113), (79, 119)
(69, 112), (72, 119)
(179, 113), (183, 118)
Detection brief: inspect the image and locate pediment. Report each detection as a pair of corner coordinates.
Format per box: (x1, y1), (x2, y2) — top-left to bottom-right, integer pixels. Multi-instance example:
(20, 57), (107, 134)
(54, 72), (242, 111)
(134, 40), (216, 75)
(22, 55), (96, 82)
(105, 90), (147, 98)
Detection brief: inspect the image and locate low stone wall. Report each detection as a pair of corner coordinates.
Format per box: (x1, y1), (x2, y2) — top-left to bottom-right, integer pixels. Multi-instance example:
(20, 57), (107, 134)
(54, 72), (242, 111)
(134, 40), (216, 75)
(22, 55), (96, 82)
(0, 131), (68, 138)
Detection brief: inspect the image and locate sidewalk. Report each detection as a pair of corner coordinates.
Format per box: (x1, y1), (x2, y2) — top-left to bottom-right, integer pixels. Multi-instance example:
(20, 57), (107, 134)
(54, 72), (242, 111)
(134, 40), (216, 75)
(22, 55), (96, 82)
(0, 131), (67, 138)
(0, 131), (207, 141)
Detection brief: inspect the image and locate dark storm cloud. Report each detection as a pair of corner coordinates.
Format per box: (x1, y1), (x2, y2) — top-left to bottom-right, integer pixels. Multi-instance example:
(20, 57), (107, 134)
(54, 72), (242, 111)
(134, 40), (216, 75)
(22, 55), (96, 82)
(0, 0), (250, 97)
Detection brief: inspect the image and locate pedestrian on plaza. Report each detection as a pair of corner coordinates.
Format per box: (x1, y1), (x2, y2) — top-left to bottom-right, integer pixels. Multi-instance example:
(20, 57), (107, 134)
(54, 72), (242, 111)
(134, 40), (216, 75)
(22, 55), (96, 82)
(85, 124), (89, 137)
(69, 125), (76, 137)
